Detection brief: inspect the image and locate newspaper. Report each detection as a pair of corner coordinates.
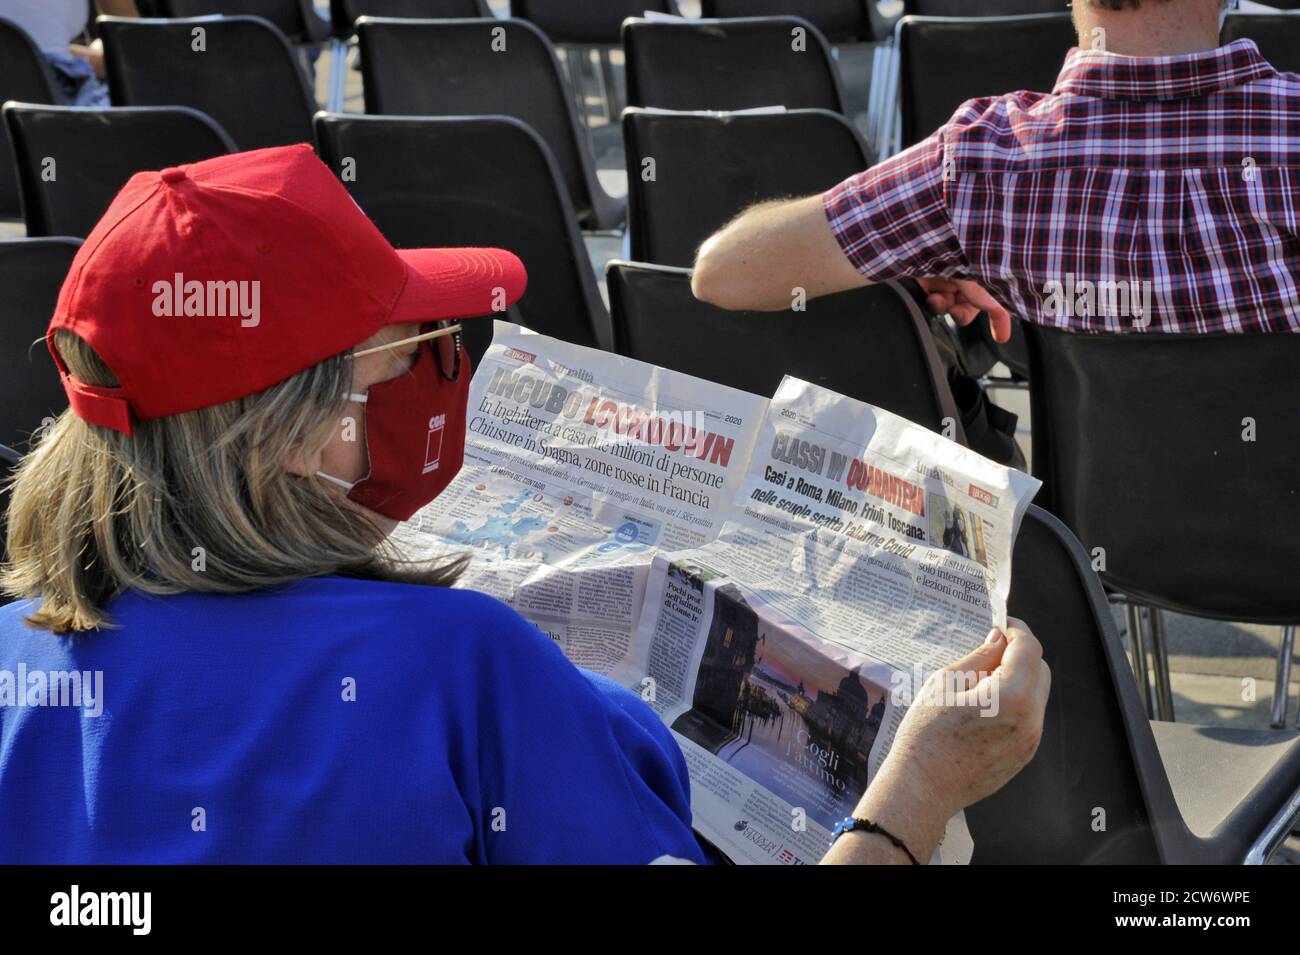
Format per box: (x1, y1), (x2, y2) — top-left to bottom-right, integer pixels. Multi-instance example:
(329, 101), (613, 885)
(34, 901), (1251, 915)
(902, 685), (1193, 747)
(398, 322), (1041, 864)
(394, 321), (766, 675)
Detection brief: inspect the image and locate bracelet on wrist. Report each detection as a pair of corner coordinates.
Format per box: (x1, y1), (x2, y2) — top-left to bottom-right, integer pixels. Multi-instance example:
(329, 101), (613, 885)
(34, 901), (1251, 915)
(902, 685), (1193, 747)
(829, 816), (922, 865)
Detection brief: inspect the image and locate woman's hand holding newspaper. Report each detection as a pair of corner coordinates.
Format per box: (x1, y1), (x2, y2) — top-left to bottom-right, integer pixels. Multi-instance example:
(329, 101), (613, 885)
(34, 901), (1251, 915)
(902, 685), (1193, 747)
(822, 621), (1050, 865)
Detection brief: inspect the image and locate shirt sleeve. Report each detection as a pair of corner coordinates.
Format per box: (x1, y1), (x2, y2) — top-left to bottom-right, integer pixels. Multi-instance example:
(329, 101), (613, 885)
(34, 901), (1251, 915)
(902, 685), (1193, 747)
(459, 593), (708, 865)
(822, 130), (969, 282)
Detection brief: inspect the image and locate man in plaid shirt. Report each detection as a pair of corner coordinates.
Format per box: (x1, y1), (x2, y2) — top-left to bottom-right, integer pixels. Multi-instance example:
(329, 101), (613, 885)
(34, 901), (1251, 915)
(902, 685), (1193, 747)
(692, 0), (1298, 339)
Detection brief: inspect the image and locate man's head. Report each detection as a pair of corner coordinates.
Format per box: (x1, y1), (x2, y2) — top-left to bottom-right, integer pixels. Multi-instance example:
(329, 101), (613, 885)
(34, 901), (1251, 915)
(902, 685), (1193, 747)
(1072, 0), (1234, 56)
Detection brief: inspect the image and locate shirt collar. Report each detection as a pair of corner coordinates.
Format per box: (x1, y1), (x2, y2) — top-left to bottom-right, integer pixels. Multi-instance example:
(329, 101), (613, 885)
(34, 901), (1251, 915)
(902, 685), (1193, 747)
(1053, 39), (1276, 102)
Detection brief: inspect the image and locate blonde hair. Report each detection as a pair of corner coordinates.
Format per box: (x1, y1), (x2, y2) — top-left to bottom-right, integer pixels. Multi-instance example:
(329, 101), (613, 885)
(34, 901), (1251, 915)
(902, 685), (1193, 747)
(1, 330), (463, 634)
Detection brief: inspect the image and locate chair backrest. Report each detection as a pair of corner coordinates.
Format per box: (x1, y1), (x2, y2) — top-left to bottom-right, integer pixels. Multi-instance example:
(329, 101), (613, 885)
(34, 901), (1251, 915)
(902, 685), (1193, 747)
(0, 16), (61, 218)
(700, 0), (875, 43)
(356, 17), (613, 228)
(331, 0), (490, 38)
(965, 504), (1179, 863)
(513, 0), (679, 45)
(623, 108), (871, 268)
(1222, 12), (1300, 74)
(152, 0), (323, 44)
(0, 238), (80, 452)
(607, 261), (962, 436)
(898, 13), (1075, 150)
(623, 16), (847, 114)
(313, 112), (610, 362)
(906, 0), (1068, 14)
(99, 16), (317, 151)
(1025, 325), (1300, 623)
(3, 104), (236, 238)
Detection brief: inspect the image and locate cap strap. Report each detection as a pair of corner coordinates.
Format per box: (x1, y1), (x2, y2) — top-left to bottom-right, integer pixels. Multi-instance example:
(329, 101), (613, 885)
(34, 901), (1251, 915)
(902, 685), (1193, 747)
(61, 372), (134, 435)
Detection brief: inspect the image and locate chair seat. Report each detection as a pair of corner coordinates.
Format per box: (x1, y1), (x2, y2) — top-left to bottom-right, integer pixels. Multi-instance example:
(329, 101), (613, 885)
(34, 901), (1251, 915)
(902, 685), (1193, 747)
(1152, 721), (1300, 859)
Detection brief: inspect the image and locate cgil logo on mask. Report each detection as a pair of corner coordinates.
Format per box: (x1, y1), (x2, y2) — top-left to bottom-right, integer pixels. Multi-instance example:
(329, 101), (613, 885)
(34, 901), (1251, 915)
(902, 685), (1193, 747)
(423, 414), (447, 474)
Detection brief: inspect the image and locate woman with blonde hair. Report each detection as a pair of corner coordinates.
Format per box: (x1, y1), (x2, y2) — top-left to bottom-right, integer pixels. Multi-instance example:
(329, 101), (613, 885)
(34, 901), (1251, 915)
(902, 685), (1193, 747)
(0, 145), (1048, 864)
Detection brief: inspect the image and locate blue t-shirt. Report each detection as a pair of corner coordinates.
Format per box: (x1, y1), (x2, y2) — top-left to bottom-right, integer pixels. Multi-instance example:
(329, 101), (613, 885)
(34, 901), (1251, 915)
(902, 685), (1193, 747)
(0, 577), (706, 864)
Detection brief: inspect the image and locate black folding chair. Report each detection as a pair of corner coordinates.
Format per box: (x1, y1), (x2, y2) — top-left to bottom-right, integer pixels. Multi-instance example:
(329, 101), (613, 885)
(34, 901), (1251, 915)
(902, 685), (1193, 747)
(0, 238), (79, 452)
(313, 112), (610, 363)
(966, 504), (1300, 864)
(897, 13), (1074, 150)
(1222, 12), (1300, 74)
(513, 0), (682, 128)
(0, 441), (19, 563)
(331, 0), (490, 36)
(513, 0), (680, 45)
(701, 0), (894, 43)
(1025, 325), (1300, 728)
(99, 16), (317, 151)
(3, 104), (235, 238)
(355, 17), (624, 231)
(623, 15), (848, 114)
(146, 0), (330, 44)
(905, 0), (1067, 14)
(324, 2), (492, 114)
(0, 17), (61, 219)
(622, 108), (872, 268)
(607, 260), (964, 439)
(0, 237), (78, 563)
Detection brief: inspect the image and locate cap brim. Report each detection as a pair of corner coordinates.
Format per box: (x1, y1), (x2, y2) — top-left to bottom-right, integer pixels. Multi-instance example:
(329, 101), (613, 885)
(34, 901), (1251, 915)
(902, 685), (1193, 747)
(389, 247), (527, 323)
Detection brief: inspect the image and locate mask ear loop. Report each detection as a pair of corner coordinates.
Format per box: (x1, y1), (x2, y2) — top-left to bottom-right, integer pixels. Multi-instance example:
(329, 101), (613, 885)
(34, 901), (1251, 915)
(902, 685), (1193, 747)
(315, 390), (369, 490)
(321, 322), (466, 492)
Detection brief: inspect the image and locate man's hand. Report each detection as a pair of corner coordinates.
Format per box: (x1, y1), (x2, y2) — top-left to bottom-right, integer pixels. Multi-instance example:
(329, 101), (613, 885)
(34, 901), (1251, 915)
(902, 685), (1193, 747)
(916, 276), (1013, 343)
(68, 40), (106, 80)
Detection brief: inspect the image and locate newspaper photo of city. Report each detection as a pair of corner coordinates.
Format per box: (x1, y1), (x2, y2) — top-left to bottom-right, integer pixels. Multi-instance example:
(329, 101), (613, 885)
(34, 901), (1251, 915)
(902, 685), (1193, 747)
(671, 572), (891, 823)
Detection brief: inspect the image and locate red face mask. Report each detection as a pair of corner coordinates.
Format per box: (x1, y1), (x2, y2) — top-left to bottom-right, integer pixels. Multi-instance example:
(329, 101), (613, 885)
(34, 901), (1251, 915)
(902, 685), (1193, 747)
(318, 328), (471, 522)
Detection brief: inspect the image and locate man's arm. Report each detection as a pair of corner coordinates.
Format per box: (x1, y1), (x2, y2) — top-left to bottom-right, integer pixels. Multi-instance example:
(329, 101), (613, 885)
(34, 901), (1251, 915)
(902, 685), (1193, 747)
(691, 194), (870, 312)
(96, 1), (140, 15)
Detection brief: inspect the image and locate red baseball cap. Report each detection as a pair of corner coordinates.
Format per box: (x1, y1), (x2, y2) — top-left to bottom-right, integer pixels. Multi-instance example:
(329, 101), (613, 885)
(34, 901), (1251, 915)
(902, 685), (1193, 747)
(47, 143), (527, 435)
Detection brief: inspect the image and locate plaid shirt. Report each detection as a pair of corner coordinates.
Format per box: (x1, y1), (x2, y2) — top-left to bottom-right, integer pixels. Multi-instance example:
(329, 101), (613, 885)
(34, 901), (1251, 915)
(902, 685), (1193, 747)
(824, 40), (1300, 333)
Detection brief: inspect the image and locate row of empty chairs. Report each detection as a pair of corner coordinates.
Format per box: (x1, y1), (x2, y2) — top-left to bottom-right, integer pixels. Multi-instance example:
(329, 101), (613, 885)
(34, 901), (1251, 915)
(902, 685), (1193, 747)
(8, 10), (1299, 222)
(0, 103), (937, 418)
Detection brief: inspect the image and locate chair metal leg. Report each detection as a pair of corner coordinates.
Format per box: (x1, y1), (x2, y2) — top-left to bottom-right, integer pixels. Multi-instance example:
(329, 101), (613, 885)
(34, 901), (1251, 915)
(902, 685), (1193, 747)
(1125, 602), (1154, 719)
(1147, 607), (1175, 722)
(874, 41), (898, 161)
(597, 47), (620, 124)
(864, 44), (882, 144)
(1271, 625), (1295, 729)
(327, 39), (347, 113)
(561, 47), (597, 159)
